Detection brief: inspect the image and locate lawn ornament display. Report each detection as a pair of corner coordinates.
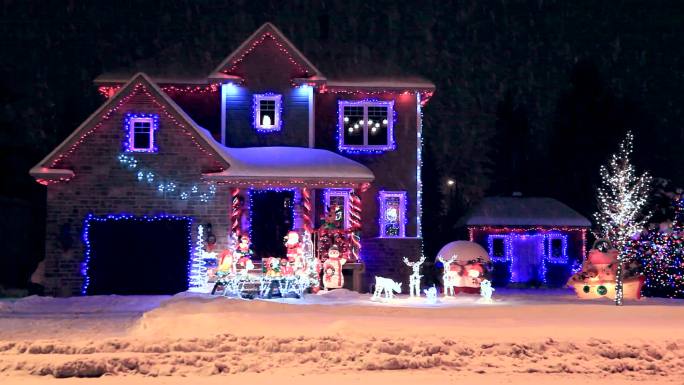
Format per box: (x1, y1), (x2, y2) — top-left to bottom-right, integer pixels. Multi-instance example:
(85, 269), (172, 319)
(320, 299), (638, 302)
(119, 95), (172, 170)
(372, 276), (402, 299)
(479, 279), (495, 303)
(403, 256), (426, 297)
(424, 285), (438, 304)
(435, 241), (491, 294)
(568, 240), (644, 300)
(322, 245), (347, 289)
(438, 255), (459, 296)
(284, 231), (302, 264)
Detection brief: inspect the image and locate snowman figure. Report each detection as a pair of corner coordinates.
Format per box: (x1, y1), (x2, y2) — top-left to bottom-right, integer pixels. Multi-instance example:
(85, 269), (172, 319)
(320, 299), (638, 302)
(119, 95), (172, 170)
(479, 279), (495, 303)
(322, 245), (347, 290)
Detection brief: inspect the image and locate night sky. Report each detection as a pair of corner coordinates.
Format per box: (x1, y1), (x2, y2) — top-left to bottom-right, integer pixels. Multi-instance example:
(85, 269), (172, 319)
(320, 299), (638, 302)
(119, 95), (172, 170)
(2, 1), (684, 289)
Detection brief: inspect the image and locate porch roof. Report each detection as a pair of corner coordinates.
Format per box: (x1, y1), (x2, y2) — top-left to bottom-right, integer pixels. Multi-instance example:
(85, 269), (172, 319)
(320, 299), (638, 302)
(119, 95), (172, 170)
(204, 145), (375, 188)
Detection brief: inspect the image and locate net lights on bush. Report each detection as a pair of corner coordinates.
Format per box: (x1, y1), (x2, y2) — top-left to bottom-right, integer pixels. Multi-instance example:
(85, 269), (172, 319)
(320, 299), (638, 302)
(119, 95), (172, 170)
(118, 154), (217, 203)
(81, 213), (193, 295)
(593, 131), (652, 306)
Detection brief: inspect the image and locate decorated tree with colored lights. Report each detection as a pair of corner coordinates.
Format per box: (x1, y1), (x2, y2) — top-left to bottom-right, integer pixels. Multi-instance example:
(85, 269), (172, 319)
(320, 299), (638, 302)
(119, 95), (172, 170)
(628, 184), (684, 298)
(593, 131), (651, 306)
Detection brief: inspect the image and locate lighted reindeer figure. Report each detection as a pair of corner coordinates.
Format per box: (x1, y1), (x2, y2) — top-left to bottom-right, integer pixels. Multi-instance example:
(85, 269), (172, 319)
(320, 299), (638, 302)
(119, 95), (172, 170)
(437, 254), (459, 297)
(403, 256), (426, 297)
(372, 276), (402, 300)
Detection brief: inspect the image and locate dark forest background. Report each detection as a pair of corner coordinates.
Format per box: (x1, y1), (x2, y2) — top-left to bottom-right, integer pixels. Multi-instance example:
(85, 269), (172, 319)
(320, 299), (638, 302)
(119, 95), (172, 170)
(1, 0), (683, 290)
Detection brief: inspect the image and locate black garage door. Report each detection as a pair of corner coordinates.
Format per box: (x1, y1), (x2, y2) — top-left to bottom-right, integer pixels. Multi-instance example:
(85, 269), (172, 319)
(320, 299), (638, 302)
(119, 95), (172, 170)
(85, 217), (191, 295)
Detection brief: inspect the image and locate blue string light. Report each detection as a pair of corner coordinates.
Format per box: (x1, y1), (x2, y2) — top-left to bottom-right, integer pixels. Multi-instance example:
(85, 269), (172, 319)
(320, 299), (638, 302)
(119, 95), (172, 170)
(81, 213), (193, 295)
(487, 232), (570, 284)
(123, 113), (159, 153)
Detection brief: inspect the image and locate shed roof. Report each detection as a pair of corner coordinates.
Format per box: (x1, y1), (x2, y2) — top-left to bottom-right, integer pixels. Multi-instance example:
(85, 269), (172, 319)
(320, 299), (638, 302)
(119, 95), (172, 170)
(465, 197), (591, 227)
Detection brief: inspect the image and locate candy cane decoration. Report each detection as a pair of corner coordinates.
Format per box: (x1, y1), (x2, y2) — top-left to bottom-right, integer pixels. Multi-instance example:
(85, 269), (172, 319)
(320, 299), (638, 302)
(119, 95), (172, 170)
(349, 191), (362, 230)
(301, 187), (313, 233)
(349, 190), (362, 261)
(231, 188), (241, 236)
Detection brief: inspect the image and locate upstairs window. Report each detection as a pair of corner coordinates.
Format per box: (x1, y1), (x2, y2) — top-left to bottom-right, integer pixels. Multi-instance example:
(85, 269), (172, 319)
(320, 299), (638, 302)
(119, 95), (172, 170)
(124, 113), (159, 153)
(338, 100), (395, 152)
(253, 94), (282, 132)
(378, 191), (406, 237)
(323, 189), (352, 229)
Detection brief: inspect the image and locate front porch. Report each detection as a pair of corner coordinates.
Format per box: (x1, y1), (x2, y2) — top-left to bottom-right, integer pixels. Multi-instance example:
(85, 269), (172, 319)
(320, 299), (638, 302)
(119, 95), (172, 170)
(197, 145), (375, 294)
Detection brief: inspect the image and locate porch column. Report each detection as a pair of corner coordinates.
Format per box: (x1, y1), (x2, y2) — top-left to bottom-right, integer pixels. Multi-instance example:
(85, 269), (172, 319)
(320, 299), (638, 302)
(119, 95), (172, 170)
(349, 185), (365, 261)
(301, 187), (313, 233)
(230, 187), (242, 236)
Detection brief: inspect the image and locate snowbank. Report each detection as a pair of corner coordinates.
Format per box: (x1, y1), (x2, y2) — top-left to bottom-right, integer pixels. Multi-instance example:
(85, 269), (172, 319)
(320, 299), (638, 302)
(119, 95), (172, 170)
(1, 290), (683, 383)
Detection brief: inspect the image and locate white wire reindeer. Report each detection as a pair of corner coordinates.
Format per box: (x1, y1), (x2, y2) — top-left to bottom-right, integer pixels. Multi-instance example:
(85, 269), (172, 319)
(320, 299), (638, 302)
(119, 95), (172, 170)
(403, 256), (426, 297)
(372, 276), (402, 300)
(437, 254), (459, 297)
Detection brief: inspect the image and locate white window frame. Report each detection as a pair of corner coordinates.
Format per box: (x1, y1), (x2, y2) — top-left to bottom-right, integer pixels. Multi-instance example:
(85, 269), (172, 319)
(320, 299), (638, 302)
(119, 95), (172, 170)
(338, 100), (395, 151)
(378, 190), (407, 238)
(253, 93), (282, 131)
(128, 117), (155, 152)
(323, 188), (352, 229)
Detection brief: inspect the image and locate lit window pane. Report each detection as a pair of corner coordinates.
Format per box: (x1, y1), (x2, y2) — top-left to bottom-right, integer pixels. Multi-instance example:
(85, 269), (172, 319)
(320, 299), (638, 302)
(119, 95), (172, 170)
(367, 106), (388, 145)
(132, 121), (151, 149)
(342, 106), (364, 145)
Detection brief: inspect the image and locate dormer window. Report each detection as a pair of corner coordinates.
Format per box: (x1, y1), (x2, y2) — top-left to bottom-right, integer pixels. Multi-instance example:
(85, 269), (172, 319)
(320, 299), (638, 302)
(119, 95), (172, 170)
(124, 113), (159, 153)
(253, 93), (282, 132)
(338, 100), (395, 152)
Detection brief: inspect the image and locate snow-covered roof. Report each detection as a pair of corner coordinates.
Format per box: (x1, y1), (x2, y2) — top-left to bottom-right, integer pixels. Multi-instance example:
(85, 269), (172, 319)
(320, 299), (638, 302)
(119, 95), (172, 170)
(31, 72), (373, 187)
(465, 197), (591, 227)
(325, 76), (435, 91)
(206, 146), (374, 183)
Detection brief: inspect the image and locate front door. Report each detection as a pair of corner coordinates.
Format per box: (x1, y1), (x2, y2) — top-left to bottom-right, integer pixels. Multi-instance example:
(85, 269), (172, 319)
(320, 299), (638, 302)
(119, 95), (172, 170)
(249, 190), (294, 259)
(510, 235), (544, 283)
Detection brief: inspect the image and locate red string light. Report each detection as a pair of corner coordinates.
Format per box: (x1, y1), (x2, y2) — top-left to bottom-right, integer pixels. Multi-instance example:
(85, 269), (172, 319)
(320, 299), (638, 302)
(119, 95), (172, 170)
(221, 32), (310, 76)
(48, 82), (226, 175)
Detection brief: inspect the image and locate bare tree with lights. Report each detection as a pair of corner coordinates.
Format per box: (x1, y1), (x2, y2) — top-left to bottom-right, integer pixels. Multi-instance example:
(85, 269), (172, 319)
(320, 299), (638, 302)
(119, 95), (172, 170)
(594, 131), (652, 306)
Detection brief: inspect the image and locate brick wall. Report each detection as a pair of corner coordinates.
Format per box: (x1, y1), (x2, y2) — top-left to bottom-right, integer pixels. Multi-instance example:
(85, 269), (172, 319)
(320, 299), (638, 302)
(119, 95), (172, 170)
(361, 237), (422, 293)
(43, 89), (231, 296)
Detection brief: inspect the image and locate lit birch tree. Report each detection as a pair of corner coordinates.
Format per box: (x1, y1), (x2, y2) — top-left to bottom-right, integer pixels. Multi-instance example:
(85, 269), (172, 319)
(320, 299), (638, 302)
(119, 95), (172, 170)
(594, 131), (651, 306)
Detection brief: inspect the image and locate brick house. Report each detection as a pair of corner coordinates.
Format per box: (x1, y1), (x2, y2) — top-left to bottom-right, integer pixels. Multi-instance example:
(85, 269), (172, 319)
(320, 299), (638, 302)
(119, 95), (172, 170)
(29, 23), (435, 296)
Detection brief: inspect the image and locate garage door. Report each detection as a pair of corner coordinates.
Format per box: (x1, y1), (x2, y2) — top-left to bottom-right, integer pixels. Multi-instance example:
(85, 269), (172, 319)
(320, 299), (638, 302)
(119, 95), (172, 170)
(84, 216), (192, 295)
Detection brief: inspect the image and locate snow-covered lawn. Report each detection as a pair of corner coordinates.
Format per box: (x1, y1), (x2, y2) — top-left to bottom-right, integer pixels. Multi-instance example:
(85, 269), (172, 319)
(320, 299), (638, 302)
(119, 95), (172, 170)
(1, 289), (683, 384)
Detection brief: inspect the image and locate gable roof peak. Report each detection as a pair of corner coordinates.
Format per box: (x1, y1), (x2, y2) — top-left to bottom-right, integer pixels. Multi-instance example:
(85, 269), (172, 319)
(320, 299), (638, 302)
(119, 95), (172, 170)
(209, 22), (325, 80)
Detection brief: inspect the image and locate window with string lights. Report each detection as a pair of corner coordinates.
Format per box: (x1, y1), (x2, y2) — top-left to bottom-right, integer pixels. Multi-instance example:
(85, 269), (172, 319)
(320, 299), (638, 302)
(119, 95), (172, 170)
(323, 188), (352, 229)
(124, 113), (158, 153)
(338, 100), (395, 152)
(378, 191), (407, 238)
(253, 93), (282, 132)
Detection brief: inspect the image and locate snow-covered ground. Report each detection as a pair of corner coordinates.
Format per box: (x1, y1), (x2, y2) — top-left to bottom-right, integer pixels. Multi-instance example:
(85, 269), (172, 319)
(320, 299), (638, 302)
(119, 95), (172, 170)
(1, 289), (683, 384)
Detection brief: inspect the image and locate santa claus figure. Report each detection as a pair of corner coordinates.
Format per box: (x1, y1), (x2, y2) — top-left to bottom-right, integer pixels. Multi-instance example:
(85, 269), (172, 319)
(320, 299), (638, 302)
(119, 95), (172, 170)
(284, 231), (303, 263)
(323, 245), (347, 290)
(234, 235), (254, 273)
